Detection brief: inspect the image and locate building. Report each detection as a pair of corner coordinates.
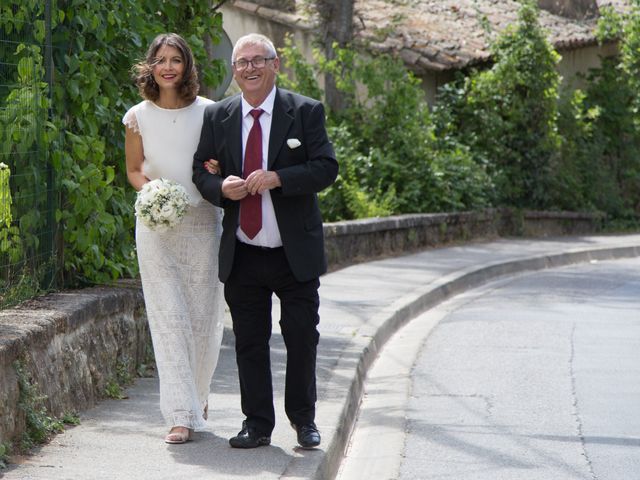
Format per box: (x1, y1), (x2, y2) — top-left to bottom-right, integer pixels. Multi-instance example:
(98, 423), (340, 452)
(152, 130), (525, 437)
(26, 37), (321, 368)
(220, 0), (629, 103)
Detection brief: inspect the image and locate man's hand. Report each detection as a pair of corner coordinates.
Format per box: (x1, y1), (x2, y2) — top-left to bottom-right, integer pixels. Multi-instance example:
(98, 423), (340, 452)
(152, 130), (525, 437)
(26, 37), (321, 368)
(221, 175), (249, 200)
(221, 171), (281, 200)
(204, 159), (220, 175)
(245, 170), (281, 195)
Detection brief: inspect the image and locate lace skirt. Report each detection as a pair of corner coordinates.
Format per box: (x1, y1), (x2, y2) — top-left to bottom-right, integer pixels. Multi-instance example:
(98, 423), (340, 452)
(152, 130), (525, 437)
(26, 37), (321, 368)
(136, 201), (224, 430)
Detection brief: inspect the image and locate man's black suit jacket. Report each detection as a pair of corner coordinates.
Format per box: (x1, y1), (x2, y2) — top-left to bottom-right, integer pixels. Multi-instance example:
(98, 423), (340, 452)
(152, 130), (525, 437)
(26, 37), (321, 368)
(192, 88), (338, 283)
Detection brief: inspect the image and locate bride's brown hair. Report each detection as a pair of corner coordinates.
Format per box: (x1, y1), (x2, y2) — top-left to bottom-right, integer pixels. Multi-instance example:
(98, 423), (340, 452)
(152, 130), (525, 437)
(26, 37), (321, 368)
(132, 33), (199, 102)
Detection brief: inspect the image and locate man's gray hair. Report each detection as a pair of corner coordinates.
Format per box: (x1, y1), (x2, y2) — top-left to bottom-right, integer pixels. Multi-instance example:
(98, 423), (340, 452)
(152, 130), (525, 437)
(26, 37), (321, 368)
(232, 33), (277, 61)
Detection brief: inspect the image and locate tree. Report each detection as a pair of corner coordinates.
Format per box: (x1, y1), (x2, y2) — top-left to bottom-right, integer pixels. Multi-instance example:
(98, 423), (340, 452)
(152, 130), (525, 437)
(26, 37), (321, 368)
(440, 1), (561, 208)
(313, 0), (354, 112)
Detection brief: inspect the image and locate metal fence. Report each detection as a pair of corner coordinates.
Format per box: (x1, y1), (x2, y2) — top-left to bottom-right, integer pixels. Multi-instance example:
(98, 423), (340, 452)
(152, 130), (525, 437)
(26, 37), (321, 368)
(0, 2), (58, 307)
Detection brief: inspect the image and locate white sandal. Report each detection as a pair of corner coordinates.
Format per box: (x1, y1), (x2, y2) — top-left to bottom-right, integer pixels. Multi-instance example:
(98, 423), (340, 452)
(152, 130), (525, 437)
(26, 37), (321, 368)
(165, 426), (192, 444)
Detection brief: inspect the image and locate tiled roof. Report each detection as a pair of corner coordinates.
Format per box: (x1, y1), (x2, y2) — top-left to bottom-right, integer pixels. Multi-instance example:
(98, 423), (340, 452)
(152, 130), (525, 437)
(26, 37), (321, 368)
(228, 0), (631, 73)
(354, 0), (630, 73)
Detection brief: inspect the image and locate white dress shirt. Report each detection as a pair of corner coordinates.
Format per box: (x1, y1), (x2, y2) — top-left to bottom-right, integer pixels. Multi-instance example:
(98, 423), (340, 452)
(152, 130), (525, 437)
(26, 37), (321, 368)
(236, 86), (283, 247)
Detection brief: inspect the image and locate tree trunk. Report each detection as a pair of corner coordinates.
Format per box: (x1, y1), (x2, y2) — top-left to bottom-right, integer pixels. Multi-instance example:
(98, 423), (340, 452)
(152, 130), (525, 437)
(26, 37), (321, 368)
(201, 33), (215, 100)
(315, 0), (354, 113)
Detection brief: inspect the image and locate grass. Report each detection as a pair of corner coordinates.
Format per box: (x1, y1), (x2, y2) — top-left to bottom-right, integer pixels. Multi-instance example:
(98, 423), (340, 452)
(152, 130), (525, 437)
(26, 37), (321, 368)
(13, 360), (80, 453)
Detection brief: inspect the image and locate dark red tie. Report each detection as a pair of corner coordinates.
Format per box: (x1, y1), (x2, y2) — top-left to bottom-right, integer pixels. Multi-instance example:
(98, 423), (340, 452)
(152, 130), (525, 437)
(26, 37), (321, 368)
(240, 108), (264, 239)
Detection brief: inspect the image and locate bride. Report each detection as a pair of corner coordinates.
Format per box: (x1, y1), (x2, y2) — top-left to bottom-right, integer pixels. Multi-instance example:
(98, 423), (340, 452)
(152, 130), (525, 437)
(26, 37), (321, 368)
(122, 33), (224, 444)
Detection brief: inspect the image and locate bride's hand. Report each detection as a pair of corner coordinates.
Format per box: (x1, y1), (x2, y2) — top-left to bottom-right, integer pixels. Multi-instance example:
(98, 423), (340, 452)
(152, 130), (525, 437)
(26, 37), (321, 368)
(204, 159), (220, 175)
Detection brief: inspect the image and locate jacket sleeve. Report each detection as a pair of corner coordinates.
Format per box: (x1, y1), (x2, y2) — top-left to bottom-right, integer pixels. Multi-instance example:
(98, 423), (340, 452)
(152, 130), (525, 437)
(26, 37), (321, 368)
(193, 106), (225, 207)
(277, 101), (338, 196)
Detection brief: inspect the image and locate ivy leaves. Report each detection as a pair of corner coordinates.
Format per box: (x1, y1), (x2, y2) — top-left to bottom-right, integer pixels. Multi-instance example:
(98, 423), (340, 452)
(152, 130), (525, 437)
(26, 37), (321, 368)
(50, 1), (226, 285)
(1, 1), (226, 287)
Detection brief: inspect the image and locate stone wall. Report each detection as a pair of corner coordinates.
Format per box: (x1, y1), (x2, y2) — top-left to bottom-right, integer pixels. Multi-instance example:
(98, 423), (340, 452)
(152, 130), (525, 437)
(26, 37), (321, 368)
(0, 210), (603, 445)
(324, 209), (604, 271)
(0, 283), (148, 445)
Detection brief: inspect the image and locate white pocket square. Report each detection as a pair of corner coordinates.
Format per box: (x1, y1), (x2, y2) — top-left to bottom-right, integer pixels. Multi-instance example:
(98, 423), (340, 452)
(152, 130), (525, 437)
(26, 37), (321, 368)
(287, 138), (302, 149)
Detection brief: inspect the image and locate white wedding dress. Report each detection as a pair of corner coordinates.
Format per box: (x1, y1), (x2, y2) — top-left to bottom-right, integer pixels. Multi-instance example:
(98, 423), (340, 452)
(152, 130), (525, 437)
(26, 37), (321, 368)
(123, 97), (224, 430)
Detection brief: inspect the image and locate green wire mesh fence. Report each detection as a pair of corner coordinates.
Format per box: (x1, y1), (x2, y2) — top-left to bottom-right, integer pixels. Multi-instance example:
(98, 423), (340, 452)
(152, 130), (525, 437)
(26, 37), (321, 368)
(0, 2), (58, 308)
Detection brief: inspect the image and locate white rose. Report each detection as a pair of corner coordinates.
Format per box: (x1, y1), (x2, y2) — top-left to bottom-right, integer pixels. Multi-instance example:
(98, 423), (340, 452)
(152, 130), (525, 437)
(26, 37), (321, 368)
(160, 203), (176, 220)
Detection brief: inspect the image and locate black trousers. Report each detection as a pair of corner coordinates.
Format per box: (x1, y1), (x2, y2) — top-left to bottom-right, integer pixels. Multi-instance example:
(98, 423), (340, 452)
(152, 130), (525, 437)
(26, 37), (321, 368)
(224, 241), (320, 436)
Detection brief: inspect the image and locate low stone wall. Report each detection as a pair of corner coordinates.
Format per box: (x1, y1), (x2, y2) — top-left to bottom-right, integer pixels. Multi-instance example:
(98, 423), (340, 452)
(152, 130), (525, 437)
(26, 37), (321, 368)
(0, 283), (148, 445)
(0, 209), (604, 445)
(518, 210), (605, 237)
(324, 209), (604, 270)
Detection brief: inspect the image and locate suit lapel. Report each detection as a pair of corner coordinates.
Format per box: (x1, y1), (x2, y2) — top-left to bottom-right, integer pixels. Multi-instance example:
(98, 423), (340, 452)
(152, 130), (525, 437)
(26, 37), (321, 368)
(222, 97), (244, 175)
(268, 89), (294, 169)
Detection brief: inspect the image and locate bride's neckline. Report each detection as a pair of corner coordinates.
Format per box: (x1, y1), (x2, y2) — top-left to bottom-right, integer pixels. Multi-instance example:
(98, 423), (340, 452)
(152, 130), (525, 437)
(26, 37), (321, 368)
(151, 98), (197, 111)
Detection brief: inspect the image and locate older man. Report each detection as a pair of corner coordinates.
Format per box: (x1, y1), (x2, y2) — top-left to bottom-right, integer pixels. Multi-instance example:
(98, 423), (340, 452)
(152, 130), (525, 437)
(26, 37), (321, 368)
(192, 33), (338, 449)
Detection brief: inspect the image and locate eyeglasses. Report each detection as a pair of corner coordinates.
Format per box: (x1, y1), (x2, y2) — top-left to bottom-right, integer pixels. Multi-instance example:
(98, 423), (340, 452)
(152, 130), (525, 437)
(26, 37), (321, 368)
(232, 56), (275, 71)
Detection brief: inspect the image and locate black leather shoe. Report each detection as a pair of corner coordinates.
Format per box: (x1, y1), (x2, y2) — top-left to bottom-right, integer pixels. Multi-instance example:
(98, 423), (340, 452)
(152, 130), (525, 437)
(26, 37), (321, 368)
(292, 422), (321, 449)
(229, 421), (271, 449)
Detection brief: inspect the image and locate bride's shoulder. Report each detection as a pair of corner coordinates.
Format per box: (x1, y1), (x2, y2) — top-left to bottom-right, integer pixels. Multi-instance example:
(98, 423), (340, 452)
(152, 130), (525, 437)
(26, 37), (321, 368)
(125, 100), (153, 116)
(137, 99), (156, 111)
(122, 100), (150, 129)
(196, 96), (215, 107)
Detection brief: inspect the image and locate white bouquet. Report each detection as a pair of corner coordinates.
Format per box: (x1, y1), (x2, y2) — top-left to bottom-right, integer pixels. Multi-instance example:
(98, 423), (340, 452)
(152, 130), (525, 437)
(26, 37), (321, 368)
(134, 178), (189, 231)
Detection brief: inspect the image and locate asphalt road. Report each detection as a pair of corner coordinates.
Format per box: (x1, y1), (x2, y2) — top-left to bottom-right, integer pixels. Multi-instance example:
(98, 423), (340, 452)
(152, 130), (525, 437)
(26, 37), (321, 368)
(338, 257), (640, 480)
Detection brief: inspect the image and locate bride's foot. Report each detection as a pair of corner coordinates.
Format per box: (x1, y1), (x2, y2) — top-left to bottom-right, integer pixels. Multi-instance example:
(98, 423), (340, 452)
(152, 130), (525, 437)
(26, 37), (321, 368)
(203, 401), (208, 421)
(165, 426), (192, 444)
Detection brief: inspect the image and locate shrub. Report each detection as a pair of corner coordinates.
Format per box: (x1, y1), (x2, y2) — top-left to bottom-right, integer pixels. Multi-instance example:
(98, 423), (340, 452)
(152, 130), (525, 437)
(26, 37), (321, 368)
(437, 1), (561, 209)
(555, 5), (640, 220)
(279, 37), (492, 220)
